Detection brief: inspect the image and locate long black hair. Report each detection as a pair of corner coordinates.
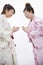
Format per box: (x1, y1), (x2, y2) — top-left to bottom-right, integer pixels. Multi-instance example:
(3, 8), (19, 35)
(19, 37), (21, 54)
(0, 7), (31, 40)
(23, 3), (34, 14)
(1, 4), (15, 14)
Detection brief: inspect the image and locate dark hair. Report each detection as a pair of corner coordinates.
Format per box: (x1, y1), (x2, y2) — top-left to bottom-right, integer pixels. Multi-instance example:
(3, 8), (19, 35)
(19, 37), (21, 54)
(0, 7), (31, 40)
(23, 3), (34, 14)
(1, 4), (15, 14)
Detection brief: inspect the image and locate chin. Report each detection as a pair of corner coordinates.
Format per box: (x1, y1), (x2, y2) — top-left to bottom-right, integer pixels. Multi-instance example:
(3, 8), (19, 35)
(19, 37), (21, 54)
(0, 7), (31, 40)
(8, 16), (12, 18)
(27, 17), (29, 19)
(7, 17), (10, 18)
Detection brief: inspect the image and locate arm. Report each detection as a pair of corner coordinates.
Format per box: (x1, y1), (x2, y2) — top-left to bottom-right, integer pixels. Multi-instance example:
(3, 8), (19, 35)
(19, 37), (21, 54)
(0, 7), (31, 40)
(12, 26), (20, 33)
(22, 26), (29, 33)
(0, 19), (13, 42)
(0, 29), (13, 42)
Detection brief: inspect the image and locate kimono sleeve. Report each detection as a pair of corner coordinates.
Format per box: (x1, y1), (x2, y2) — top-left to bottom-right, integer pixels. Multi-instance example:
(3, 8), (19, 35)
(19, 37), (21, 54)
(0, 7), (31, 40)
(0, 16), (12, 42)
(30, 20), (43, 37)
(27, 22), (32, 43)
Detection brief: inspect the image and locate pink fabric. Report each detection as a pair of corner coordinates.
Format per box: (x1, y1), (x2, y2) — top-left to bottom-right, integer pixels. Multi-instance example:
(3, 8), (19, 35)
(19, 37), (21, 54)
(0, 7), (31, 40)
(28, 16), (43, 65)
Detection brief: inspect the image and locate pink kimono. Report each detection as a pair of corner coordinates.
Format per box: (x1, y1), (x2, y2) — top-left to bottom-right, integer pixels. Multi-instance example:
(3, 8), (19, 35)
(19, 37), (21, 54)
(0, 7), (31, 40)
(28, 16), (43, 65)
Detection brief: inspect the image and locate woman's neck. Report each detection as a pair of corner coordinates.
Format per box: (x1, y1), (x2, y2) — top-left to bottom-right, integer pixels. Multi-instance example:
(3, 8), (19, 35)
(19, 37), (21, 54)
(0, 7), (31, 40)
(31, 14), (34, 21)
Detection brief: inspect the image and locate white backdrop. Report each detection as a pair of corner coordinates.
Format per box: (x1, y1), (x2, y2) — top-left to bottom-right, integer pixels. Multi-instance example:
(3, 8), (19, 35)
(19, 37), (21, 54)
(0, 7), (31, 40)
(0, 0), (43, 65)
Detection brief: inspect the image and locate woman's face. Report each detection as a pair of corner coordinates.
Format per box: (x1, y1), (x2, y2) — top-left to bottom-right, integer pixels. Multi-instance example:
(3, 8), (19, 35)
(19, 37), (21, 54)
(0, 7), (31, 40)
(24, 10), (33, 19)
(5, 9), (14, 18)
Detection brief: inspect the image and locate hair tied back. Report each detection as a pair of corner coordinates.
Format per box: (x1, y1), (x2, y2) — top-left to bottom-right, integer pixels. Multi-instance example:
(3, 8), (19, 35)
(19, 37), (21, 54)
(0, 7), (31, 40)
(25, 3), (31, 7)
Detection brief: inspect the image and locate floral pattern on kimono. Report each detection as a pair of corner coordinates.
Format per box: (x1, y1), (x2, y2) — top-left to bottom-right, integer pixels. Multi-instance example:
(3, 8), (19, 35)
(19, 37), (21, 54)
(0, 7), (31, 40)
(0, 15), (18, 65)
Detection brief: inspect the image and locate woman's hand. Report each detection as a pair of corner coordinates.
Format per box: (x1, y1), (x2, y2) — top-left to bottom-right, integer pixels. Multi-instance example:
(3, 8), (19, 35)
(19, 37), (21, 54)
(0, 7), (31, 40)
(12, 26), (20, 33)
(22, 26), (29, 33)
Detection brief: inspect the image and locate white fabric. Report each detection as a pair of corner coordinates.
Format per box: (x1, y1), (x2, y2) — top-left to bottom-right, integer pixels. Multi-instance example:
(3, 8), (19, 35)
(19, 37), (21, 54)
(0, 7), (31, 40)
(0, 14), (18, 65)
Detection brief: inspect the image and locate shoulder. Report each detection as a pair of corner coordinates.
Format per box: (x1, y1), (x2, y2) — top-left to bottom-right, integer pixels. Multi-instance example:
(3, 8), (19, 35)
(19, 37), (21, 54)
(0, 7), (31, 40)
(33, 16), (43, 25)
(0, 15), (3, 19)
(0, 14), (7, 23)
(34, 16), (43, 22)
(0, 14), (6, 20)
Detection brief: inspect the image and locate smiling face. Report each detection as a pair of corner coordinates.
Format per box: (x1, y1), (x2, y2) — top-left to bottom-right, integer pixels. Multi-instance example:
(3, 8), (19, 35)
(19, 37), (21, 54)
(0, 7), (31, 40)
(24, 10), (33, 19)
(5, 9), (14, 18)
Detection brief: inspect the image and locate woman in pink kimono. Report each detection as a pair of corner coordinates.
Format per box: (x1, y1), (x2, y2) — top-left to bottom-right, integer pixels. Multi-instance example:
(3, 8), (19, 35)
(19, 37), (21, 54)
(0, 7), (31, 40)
(22, 3), (43, 65)
(0, 4), (19, 65)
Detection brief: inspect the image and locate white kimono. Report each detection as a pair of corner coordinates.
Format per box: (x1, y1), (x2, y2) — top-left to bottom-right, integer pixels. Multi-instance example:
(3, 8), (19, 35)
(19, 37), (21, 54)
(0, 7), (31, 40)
(0, 15), (18, 65)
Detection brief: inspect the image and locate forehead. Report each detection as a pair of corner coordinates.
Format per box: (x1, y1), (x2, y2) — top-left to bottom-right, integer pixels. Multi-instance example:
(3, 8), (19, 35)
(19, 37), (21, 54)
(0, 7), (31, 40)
(9, 9), (14, 14)
(9, 9), (14, 12)
(24, 10), (29, 14)
(24, 10), (30, 15)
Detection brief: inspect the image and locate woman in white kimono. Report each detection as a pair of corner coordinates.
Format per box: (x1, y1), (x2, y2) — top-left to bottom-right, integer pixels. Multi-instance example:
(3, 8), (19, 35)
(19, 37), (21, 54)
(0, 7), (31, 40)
(22, 3), (43, 65)
(0, 4), (19, 65)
